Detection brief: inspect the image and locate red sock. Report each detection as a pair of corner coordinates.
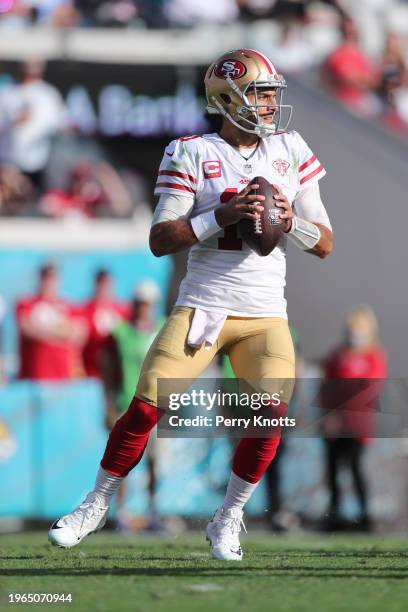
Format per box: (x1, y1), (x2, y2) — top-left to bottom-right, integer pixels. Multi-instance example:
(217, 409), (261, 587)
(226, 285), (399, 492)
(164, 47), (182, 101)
(232, 401), (287, 484)
(101, 397), (164, 477)
(232, 436), (281, 484)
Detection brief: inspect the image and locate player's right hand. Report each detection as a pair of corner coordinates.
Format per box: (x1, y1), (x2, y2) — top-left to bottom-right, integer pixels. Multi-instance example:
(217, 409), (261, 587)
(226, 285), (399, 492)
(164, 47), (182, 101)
(215, 184), (265, 228)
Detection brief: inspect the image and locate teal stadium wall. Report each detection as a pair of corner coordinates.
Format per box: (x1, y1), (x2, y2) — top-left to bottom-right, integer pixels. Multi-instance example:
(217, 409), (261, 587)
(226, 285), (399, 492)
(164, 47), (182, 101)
(0, 379), (269, 518)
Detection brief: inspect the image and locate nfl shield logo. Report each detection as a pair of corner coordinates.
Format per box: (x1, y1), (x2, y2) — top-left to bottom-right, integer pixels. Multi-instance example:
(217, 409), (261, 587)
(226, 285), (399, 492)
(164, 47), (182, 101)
(269, 208), (281, 226)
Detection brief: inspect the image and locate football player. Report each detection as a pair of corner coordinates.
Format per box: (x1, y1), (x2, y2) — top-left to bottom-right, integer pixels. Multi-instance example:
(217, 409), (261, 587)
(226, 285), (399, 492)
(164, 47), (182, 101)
(49, 49), (333, 560)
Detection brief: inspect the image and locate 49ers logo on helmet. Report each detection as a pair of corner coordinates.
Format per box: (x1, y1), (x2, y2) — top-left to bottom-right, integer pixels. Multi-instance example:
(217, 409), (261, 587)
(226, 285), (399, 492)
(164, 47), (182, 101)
(214, 60), (247, 80)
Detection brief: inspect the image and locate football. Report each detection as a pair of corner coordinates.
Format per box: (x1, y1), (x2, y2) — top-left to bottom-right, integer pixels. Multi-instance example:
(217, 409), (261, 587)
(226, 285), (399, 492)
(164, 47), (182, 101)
(238, 176), (285, 256)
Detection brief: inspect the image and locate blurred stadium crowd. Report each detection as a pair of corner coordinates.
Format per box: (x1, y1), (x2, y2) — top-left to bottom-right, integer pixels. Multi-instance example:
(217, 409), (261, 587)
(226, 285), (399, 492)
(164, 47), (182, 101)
(0, 59), (147, 218)
(0, 0), (406, 32)
(0, 0), (407, 218)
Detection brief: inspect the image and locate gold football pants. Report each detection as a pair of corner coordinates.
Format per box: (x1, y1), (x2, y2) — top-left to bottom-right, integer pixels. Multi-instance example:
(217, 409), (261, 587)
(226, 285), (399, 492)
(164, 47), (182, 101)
(135, 306), (295, 408)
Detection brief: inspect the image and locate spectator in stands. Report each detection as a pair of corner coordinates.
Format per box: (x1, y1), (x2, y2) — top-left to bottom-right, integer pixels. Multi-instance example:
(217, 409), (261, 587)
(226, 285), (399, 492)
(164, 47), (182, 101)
(164, 0), (240, 27)
(81, 269), (130, 379)
(0, 164), (33, 216)
(0, 1), (78, 27)
(39, 160), (132, 218)
(16, 263), (86, 381)
(239, 0), (307, 22)
(379, 31), (408, 135)
(320, 305), (388, 531)
(102, 280), (162, 530)
(266, 23), (317, 74)
(0, 60), (66, 192)
(137, 0), (167, 28)
(49, 2), (80, 27)
(322, 15), (381, 117)
(104, 280), (161, 415)
(74, 0), (169, 28)
(0, 1), (37, 29)
(73, 0), (135, 27)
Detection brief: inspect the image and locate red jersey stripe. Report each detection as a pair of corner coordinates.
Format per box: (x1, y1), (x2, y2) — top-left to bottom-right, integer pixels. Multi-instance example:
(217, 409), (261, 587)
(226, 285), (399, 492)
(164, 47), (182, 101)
(158, 170), (197, 184)
(300, 164), (324, 185)
(155, 182), (196, 193)
(299, 154), (317, 174)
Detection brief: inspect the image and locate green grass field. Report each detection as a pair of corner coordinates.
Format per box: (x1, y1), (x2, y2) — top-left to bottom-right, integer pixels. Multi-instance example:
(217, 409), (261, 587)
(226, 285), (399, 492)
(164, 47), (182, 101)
(1, 532), (408, 612)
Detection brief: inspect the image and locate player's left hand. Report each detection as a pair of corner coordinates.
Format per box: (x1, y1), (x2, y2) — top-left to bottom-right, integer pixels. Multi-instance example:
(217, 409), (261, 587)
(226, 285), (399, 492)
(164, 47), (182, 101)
(273, 185), (293, 233)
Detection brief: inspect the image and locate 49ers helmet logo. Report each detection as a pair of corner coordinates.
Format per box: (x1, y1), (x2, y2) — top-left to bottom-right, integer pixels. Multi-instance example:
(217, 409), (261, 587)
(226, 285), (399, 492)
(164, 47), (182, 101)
(214, 59), (247, 80)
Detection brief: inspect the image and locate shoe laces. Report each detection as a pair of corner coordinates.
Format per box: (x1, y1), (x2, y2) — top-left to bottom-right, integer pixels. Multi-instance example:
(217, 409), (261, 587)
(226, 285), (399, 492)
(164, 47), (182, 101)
(78, 502), (106, 537)
(216, 511), (247, 539)
(62, 494), (107, 533)
(228, 515), (247, 535)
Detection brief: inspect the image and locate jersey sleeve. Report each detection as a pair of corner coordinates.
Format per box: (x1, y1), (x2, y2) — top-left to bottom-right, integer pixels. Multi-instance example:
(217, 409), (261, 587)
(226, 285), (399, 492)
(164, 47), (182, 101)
(154, 137), (201, 198)
(293, 180), (332, 231)
(294, 131), (326, 190)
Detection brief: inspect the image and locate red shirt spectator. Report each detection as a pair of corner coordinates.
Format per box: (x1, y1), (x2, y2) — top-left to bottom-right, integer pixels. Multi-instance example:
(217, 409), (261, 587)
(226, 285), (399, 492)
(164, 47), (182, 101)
(81, 269), (130, 378)
(323, 16), (380, 116)
(16, 265), (85, 381)
(324, 345), (387, 379)
(39, 161), (132, 219)
(321, 305), (387, 440)
(39, 163), (105, 219)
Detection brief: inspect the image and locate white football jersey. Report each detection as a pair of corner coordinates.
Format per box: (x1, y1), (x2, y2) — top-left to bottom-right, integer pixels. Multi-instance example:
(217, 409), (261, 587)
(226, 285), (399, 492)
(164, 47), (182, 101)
(154, 131), (326, 317)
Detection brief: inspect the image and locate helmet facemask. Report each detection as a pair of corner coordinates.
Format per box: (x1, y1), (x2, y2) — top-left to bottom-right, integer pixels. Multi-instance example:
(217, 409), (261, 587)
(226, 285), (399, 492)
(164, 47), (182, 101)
(235, 81), (292, 137)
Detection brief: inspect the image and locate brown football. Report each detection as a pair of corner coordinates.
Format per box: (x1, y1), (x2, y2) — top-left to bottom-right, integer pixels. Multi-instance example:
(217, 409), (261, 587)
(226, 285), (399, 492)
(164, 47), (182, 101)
(238, 176), (285, 256)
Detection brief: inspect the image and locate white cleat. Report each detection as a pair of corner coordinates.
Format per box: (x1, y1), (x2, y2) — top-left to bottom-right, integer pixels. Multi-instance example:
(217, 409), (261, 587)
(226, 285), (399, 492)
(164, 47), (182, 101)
(48, 492), (108, 548)
(206, 507), (246, 561)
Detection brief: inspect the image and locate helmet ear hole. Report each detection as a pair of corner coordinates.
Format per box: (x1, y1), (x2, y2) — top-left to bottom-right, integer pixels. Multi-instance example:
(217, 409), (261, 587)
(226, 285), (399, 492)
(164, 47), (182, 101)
(220, 93), (232, 105)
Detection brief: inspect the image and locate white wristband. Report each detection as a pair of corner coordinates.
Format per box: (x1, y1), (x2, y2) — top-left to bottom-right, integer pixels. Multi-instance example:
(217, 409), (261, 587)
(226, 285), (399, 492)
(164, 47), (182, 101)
(190, 210), (221, 241)
(288, 215), (321, 250)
